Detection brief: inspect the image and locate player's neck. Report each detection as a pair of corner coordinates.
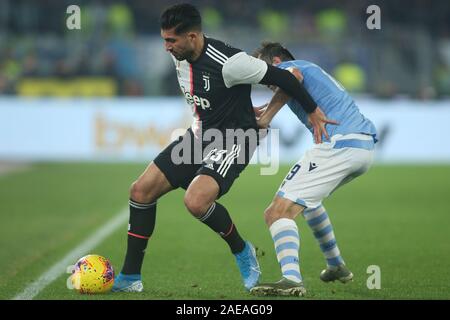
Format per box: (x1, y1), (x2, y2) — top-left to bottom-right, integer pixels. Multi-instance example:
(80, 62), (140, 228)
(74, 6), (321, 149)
(188, 33), (205, 63)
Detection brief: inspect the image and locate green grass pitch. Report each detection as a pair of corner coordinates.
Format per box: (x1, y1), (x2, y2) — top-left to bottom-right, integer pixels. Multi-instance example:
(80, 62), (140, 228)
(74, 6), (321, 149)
(0, 163), (449, 300)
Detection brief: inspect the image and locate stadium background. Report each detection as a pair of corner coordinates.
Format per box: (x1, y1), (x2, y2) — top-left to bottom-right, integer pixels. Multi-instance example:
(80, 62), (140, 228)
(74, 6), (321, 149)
(0, 0), (449, 300)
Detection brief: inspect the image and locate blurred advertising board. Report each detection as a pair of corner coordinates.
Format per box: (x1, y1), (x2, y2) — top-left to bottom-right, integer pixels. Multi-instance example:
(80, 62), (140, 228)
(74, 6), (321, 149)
(1, 97), (449, 164)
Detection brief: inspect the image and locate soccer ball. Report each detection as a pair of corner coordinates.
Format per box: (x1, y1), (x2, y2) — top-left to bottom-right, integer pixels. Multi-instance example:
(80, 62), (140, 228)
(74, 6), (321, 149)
(71, 254), (114, 294)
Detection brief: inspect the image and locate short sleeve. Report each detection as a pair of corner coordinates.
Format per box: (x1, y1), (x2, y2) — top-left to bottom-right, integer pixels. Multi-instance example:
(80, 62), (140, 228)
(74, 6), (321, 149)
(222, 52), (268, 88)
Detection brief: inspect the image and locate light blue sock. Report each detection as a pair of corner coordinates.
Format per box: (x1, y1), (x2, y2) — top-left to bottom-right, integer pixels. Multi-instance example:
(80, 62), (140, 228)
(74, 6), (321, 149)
(269, 218), (302, 283)
(303, 205), (345, 268)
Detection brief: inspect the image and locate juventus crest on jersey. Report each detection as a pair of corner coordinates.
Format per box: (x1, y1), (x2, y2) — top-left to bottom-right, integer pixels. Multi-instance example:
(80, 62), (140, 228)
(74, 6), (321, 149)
(172, 37), (268, 136)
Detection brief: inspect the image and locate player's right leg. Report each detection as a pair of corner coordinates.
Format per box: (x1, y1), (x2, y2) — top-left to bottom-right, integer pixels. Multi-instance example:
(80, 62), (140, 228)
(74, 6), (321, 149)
(113, 162), (174, 292)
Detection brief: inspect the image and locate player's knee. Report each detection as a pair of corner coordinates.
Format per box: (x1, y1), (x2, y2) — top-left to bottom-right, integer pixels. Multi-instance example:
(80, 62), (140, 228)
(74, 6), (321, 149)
(184, 193), (211, 218)
(264, 200), (301, 226)
(129, 181), (153, 204)
(264, 206), (281, 226)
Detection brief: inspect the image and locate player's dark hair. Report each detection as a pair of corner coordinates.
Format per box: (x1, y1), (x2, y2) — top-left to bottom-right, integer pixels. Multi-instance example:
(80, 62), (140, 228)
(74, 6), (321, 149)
(254, 41), (295, 64)
(160, 3), (202, 34)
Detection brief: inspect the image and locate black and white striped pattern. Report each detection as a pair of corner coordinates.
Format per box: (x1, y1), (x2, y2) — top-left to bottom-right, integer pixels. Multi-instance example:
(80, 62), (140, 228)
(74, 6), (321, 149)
(173, 57), (192, 96)
(199, 202), (216, 222)
(129, 199), (156, 210)
(205, 44), (229, 65)
(217, 144), (241, 178)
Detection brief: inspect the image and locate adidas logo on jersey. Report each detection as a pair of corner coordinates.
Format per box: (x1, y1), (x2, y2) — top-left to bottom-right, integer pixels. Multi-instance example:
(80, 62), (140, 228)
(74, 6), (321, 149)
(205, 163), (214, 170)
(184, 92), (211, 110)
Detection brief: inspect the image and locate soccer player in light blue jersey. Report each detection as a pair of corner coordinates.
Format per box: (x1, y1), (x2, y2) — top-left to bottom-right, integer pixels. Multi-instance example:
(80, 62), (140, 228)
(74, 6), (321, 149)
(250, 42), (377, 297)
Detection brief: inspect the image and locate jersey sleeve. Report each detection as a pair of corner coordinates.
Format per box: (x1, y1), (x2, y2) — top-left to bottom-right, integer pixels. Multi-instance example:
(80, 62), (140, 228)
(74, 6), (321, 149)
(222, 52), (268, 88)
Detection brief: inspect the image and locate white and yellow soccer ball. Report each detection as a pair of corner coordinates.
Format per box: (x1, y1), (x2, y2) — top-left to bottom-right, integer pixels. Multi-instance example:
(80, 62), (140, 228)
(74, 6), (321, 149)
(71, 254), (114, 294)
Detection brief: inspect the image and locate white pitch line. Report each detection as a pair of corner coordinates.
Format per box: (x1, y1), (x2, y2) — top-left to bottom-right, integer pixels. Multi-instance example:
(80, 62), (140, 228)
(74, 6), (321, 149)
(12, 208), (128, 300)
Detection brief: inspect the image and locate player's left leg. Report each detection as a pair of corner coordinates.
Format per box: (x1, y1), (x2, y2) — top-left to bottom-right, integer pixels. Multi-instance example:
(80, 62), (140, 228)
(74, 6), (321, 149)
(184, 136), (261, 290)
(184, 174), (260, 290)
(184, 175), (246, 255)
(250, 196), (306, 297)
(302, 205), (353, 283)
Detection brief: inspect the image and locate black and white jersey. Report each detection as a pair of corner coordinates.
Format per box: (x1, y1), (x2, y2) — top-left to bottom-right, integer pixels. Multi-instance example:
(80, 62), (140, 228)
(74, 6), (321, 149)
(172, 36), (268, 135)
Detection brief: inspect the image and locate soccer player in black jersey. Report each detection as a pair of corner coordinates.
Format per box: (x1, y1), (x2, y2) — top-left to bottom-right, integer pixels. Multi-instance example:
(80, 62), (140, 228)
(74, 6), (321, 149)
(113, 3), (334, 293)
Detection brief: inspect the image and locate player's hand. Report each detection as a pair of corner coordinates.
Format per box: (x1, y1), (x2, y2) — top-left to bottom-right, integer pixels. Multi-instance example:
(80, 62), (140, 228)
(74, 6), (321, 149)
(308, 106), (339, 144)
(257, 117), (270, 129)
(253, 104), (268, 118)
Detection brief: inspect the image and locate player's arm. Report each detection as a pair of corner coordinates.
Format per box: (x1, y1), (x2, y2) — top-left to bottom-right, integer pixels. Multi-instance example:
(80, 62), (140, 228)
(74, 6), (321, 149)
(259, 88), (336, 143)
(260, 65), (339, 144)
(223, 53), (337, 143)
(257, 88), (289, 129)
(223, 52), (317, 113)
(259, 67), (338, 143)
(257, 67), (303, 127)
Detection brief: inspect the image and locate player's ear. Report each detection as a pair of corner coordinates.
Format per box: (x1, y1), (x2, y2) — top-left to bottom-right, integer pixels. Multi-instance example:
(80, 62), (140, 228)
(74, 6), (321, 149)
(187, 31), (198, 42)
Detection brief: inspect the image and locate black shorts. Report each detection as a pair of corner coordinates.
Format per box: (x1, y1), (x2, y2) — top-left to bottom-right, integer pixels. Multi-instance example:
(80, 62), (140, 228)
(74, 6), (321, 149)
(153, 128), (258, 198)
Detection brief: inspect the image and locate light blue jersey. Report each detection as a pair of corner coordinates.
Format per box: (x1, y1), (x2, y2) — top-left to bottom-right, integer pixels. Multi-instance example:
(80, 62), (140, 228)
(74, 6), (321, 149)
(277, 60), (377, 142)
